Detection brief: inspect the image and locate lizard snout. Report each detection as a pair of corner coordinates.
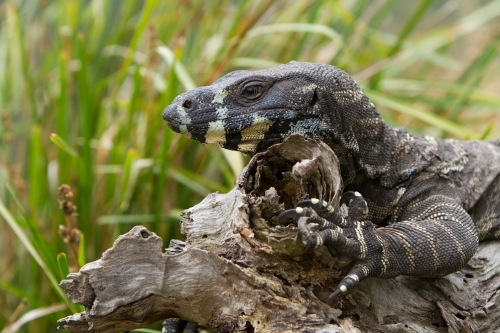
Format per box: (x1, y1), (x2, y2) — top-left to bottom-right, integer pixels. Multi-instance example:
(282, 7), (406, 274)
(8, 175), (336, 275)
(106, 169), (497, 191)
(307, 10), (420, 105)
(161, 105), (180, 124)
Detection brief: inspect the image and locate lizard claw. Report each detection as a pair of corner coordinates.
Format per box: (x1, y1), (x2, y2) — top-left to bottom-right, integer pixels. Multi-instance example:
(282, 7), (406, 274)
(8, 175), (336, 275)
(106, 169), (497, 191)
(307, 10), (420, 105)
(328, 275), (359, 301)
(276, 208), (302, 225)
(297, 216), (322, 248)
(341, 191), (369, 221)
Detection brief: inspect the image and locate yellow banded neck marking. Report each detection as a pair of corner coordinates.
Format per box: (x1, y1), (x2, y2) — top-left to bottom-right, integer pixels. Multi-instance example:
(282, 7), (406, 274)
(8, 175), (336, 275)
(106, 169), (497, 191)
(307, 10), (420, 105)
(237, 116), (273, 153)
(205, 120), (226, 147)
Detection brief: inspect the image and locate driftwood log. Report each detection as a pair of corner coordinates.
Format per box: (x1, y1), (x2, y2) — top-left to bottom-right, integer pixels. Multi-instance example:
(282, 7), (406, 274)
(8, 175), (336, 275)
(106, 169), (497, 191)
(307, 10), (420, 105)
(58, 135), (500, 333)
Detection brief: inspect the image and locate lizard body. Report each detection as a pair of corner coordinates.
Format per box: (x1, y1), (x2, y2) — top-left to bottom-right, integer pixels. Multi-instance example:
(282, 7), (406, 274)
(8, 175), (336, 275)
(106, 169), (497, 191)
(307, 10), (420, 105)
(162, 61), (500, 298)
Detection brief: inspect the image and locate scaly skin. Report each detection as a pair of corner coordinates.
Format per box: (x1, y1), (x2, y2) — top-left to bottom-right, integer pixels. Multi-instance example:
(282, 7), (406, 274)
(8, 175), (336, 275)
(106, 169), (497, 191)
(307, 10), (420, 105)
(162, 61), (500, 299)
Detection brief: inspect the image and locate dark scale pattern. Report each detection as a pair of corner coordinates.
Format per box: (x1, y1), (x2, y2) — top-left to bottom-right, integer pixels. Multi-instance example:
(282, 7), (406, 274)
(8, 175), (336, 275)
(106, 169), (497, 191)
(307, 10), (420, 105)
(162, 319), (199, 333)
(163, 61), (500, 300)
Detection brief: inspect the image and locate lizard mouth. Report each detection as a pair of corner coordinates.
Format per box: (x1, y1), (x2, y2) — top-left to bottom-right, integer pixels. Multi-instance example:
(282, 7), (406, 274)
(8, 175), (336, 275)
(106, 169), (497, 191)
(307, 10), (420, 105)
(163, 102), (322, 155)
(164, 116), (181, 125)
(164, 106), (297, 127)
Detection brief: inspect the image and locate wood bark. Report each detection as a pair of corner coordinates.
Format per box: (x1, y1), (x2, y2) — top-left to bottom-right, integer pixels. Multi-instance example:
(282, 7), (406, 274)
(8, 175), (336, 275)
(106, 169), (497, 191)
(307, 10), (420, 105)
(58, 135), (500, 333)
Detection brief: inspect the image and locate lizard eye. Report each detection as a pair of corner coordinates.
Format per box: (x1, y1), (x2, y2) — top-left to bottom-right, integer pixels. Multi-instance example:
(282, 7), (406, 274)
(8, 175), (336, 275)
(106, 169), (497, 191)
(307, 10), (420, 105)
(241, 84), (263, 100)
(238, 79), (268, 103)
(245, 87), (258, 96)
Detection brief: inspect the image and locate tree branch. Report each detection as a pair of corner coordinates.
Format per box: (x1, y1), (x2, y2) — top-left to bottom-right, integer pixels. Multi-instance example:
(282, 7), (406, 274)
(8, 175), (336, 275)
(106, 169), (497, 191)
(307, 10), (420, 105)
(58, 135), (500, 333)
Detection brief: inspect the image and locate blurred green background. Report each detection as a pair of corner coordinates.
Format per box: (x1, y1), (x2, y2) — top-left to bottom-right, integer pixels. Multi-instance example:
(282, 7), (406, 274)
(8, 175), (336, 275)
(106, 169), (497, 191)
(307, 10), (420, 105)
(0, 0), (499, 332)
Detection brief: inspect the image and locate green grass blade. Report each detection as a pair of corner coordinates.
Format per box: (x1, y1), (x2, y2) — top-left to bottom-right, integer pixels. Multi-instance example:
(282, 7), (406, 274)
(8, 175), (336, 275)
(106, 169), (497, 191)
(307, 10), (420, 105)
(1, 303), (67, 333)
(219, 149), (245, 179)
(173, 167), (231, 193)
(50, 133), (79, 157)
(156, 46), (196, 90)
(366, 88), (479, 139)
(0, 22), (6, 111)
(246, 23), (342, 43)
(367, 0), (399, 30)
(152, 63), (177, 228)
(6, 2), (38, 122)
(56, 51), (72, 184)
(447, 35), (500, 121)
(78, 234), (86, 268)
(115, 0), (159, 85)
(74, 33), (94, 238)
(369, 0), (434, 89)
(229, 57), (281, 69)
(57, 253), (70, 280)
(386, 0), (434, 58)
(5, 182), (28, 221)
(480, 124), (494, 140)
(0, 280), (40, 307)
(0, 198), (74, 309)
(96, 214), (177, 225)
(28, 125), (47, 215)
(119, 149), (137, 212)
(169, 169), (211, 196)
(457, 0), (500, 30)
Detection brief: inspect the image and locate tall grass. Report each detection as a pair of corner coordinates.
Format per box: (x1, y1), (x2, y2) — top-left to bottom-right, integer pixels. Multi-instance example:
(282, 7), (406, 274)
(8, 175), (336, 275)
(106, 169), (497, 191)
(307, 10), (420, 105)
(0, 0), (499, 332)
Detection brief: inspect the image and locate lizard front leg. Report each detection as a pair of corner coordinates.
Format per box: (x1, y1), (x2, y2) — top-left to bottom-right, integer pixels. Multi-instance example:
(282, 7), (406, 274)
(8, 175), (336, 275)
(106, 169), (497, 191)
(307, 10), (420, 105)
(278, 193), (479, 300)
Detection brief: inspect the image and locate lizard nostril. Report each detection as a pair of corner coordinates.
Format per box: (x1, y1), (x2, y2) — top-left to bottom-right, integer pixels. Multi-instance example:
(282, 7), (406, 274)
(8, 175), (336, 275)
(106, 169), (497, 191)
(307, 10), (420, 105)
(182, 100), (193, 109)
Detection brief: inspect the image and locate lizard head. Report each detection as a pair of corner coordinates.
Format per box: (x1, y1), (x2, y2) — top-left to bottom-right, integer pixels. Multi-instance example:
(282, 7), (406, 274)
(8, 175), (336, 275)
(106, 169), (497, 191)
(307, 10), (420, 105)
(163, 61), (379, 155)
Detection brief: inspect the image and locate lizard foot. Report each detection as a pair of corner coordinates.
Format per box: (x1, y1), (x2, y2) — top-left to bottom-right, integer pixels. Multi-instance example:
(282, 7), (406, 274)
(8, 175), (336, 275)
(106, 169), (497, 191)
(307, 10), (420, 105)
(277, 192), (381, 300)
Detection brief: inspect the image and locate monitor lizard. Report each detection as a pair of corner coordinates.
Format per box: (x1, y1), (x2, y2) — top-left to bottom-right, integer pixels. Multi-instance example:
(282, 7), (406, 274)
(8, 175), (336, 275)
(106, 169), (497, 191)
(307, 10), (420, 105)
(162, 61), (500, 302)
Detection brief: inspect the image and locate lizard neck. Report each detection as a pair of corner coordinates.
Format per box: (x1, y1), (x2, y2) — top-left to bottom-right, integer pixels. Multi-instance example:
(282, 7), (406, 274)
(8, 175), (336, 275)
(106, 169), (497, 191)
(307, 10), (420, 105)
(320, 106), (400, 185)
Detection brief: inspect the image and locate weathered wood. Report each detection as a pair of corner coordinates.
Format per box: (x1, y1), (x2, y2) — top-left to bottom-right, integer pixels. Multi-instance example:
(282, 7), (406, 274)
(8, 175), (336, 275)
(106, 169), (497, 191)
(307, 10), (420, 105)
(58, 135), (500, 333)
